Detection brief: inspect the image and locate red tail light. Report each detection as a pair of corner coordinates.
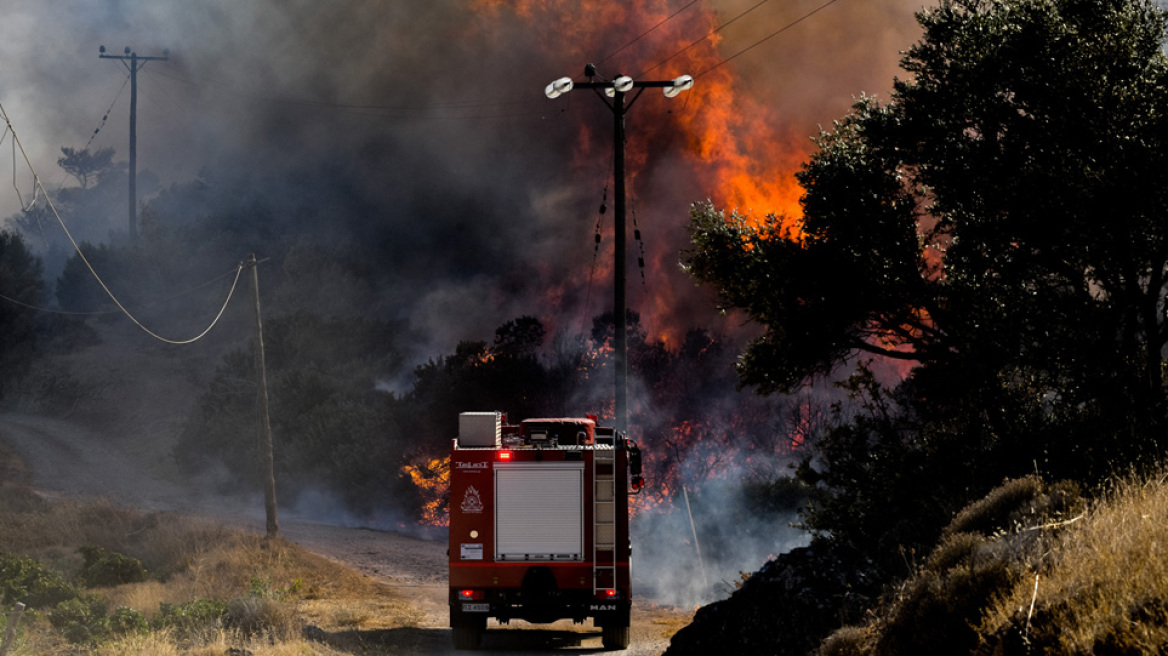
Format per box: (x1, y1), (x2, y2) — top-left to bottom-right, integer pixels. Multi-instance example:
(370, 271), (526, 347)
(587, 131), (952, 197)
(497, 451), (513, 461)
(459, 589), (484, 600)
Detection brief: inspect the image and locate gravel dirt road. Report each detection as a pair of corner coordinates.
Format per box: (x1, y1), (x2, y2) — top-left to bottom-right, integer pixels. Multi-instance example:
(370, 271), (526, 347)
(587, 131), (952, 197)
(0, 413), (692, 655)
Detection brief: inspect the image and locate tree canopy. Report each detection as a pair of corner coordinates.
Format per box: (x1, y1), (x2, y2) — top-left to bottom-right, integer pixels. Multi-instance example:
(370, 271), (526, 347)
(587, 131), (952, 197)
(685, 0), (1168, 417)
(0, 230), (43, 395)
(677, 1), (1168, 651)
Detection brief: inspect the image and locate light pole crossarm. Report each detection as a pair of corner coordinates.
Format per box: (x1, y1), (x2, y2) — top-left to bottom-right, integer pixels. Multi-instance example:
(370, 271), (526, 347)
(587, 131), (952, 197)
(571, 80), (678, 89)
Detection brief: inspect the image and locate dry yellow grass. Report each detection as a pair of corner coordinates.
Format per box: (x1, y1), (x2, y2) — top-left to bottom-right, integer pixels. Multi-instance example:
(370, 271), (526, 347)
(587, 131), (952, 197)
(0, 485), (420, 655)
(980, 470), (1168, 653)
(92, 627), (352, 656)
(817, 470), (1168, 655)
(647, 608), (695, 639)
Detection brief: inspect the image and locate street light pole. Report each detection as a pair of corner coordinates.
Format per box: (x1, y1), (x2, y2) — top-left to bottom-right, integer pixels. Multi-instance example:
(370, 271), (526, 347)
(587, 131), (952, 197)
(612, 89), (629, 436)
(545, 66), (694, 434)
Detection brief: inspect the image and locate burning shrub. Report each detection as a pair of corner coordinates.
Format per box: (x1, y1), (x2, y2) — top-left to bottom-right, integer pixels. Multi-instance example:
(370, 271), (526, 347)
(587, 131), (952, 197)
(401, 455), (450, 527)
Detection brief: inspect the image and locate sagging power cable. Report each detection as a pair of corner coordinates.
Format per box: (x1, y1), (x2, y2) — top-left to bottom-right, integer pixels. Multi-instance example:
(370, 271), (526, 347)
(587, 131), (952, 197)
(598, 0), (704, 67)
(0, 101), (245, 345)
(639, 0), (846, 79)
(638, 0), (774, 78)
(695, 0), (846, 78)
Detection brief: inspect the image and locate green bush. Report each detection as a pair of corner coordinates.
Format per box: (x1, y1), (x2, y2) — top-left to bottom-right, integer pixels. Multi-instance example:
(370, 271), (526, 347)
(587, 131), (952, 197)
(77, 545), (149, 587)
(154, 597), (227, 640)
(108, 605), (148, 636)
(0, 552), (79, 608)
(49, 595), (109, 644)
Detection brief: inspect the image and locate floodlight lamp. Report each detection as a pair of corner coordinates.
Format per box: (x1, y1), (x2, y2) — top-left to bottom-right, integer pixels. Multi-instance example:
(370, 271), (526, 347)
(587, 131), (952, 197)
(613, 76), (634, 92)
(99, 45), (106, 54)
(605, 75), (634, 97)
(545, 76), (574, 99)
(124, 46), (131, 55)
(664, 74), (694, 98)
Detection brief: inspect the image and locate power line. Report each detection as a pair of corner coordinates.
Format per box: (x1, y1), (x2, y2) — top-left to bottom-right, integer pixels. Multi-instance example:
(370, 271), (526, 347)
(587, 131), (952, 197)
(0, 264), (243, 316)
(4, 126), (40, 213)
(0, 101), (245, 345)
(598, 0), (704, 66)
(149, 69), (548, 120)
(80, 73), (130, 153)
(637, 0), (847, 79)
(696, 0), (846, 78)
(639, 0), (774, 78)
(94, 1), (839, 127)
(0, 291), (116, 316)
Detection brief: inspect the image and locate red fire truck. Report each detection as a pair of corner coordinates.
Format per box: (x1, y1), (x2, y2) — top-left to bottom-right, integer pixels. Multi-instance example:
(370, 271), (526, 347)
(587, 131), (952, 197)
(448, 411), (643, 650)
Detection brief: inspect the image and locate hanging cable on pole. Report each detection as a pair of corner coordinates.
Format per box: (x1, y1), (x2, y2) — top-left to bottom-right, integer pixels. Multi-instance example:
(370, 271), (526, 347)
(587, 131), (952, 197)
(0, 101), (243, 345)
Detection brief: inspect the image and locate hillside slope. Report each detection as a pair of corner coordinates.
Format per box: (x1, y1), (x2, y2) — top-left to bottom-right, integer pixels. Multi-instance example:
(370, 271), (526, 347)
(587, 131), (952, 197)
(669, 472), (1168, 656)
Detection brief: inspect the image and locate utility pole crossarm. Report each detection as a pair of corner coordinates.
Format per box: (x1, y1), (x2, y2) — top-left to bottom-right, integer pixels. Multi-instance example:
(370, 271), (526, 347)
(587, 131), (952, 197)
(98, 53), (170, 63)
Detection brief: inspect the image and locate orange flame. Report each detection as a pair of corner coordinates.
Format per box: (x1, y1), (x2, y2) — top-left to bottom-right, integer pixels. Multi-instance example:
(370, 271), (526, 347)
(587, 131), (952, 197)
(474, 0), (807, 228)
(402, 455), (451, 527)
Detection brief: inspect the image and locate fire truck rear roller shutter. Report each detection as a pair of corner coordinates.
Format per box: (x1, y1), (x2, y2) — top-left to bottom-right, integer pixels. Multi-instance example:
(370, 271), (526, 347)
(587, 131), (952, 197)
(495, 464), (584, 560)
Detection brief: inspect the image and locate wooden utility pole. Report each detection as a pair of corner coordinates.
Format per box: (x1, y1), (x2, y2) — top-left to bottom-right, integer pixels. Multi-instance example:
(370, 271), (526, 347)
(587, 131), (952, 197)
(99, 46), (168, 241)
(0, 602), (25, 656)
(246, 254), (279, 539)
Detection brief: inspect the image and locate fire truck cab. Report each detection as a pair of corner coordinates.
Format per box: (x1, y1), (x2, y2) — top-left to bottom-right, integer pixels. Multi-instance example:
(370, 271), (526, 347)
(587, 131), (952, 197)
(448, 411), (642, 650)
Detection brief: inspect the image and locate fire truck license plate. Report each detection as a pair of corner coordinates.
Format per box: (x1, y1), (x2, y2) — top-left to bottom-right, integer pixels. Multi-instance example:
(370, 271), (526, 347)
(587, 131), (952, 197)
(462, 603), (489, 613)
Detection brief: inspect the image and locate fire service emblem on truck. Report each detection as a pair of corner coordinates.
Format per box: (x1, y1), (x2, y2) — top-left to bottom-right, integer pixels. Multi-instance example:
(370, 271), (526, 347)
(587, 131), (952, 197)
(460, 485), (484, 514)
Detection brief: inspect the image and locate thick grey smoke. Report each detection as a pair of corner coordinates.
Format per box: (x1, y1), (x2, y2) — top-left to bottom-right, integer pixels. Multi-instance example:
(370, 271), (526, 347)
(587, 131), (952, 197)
(0, 0), (922, 356)
(1, 0), (927, 610)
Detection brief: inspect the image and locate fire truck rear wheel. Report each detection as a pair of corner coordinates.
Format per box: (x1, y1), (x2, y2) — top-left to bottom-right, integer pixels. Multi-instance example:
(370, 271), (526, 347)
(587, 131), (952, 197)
(452, 622), (483, 650)
(601, 624), (630, 650)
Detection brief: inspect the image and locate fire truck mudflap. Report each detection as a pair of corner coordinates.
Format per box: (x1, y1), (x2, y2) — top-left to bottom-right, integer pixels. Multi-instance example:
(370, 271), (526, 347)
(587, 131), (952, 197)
(448, 412), (642, 650)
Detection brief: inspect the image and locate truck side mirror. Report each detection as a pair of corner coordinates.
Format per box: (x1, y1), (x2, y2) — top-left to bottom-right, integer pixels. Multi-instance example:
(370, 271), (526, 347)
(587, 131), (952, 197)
(628, 443), (644, 492)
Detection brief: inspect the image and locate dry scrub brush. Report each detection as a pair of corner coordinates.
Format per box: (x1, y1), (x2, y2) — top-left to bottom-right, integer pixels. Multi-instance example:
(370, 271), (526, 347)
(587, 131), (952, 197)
(979, 468), (1168, 654)
(817, 469), (1168, 655)
(0, 488), (418, 655)
(816, 476), (1085, 655)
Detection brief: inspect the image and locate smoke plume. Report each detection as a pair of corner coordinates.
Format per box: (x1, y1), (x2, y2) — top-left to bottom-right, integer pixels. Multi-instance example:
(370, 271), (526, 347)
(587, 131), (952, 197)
(1, 0), (922, 354)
